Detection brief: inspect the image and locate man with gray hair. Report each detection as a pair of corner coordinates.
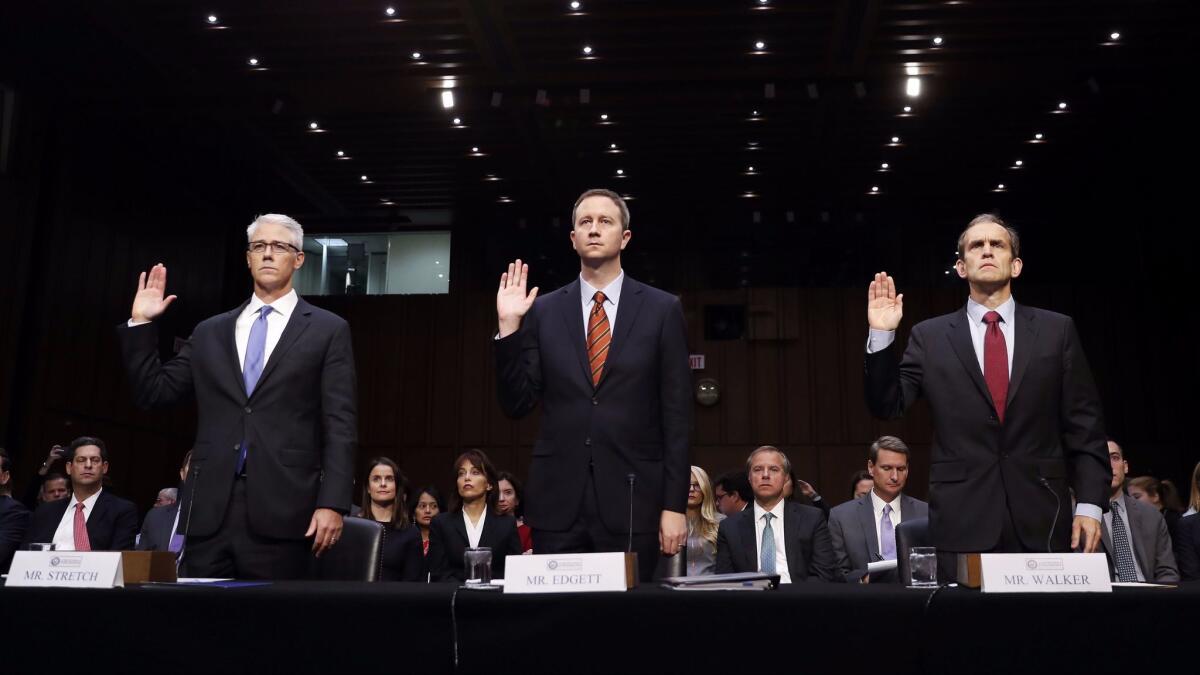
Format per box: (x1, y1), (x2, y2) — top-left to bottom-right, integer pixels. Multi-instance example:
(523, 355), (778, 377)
(117, 214), (358, 579)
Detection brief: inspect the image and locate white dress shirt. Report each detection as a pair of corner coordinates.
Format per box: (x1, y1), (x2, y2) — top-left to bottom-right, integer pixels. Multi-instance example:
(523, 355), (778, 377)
(865, 297), (1103, 523)
(463, 508), (487, 549)
(235, 289), (299, 373)
(870, 491), (902, 554)
(52, 488), (103, 551)
(1103, 495), (1146, 582)
(752, 500), (790, 584)
(579, 271), (624, 336)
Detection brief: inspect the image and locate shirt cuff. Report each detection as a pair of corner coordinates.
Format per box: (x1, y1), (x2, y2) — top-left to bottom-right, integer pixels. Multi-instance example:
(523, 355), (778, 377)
(866, 329), (896, 354)
(127, 318), (151, 327)
(1074, 503), (1102, 522)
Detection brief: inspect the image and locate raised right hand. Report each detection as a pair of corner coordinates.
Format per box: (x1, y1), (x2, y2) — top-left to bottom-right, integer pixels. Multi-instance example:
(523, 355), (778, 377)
(131, 263), (178, 323)
(867, 271), (903, 331)
(496, 259), (538, 338)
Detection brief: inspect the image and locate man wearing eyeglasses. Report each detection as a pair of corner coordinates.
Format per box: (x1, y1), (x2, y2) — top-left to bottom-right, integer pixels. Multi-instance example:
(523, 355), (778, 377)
(22, 437), (138, 552)
(116, 214), (357, 579)
(713, 471), (751, 516)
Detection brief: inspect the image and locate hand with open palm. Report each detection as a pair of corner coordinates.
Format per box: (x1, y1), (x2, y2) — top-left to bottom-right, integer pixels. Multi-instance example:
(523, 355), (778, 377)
(130, 263), (178, 323)
(497, 259), (538, 338)
(867, 271), (903, 331)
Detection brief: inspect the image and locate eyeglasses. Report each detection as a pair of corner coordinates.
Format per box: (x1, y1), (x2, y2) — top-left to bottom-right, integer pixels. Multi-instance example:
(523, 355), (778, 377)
(714, 492), (729, 500)
(248, 240), (300, 255)
(688, 483), (702, 492)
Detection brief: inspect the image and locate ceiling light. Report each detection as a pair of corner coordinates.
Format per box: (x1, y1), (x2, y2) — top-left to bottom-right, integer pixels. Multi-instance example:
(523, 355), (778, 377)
(891, 136), (900, 143)
(361, 175), (369, 181)
(385, 7), (396, 17)
(411, 51), (422, 60)
(1034, 132), (1044, 140)
(437, 273), (444, 279)
(452, 117), (462, 125)
(758, 0), (769, 4)
(498, 196), (513, 203)
(754, 41), (766, 50)
(1014, 159), (1023, 166)
(906, 77), (921, 97)
(610, 143), (617, 149)
(336, 150), (345, 157)
(881, 162), (889, 169)
(442, 91), (455, 108)
(1110, 31), (1121, 41)
(871, 186), (879, 193)
(747, 166), (755, 172)
(933, 36), (943, 46)
(316, 238), (348, 247)
(582, 45), (593, 55)
(752, 110), (759, 116)
(600, 113), (608, 120)
(905, 64), (919, 76)
(309, 121), (319, 130)
(207, 14), (219, 24)
(997, 183), (1006, 189)
(570, 1), (581, 9)
(1057, 101), (1068, 110)
(471, 146), (479, 153)
(616, 168), (624, 175)
(247, 57), (259, 66)
(903, 106), (912, 113)
(484, 174), (501, 182)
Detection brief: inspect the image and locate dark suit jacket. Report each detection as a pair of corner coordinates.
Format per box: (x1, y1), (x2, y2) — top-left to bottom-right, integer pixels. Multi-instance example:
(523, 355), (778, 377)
(136, 502), (180, 554)
(426, 510), (523, 582)
(495, 276), (692, 534)
(864, 304), (1110, 553)
(1100, 494), (1180, 583)
(380, 524), (424, 582)
(1175, 513), (1200, 581)
(828, 493), (928, 583)
(22, 490), (138, 551)
(714, 502), (841, 582)
(117, 295), (357, 540)
(0, 495), (31, 573)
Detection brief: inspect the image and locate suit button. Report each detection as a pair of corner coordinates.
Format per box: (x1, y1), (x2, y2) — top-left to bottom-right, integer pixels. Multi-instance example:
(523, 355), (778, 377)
(592, 397), (598, 406)
(244, 406), (252, 414)
(585, 438), (592, 446)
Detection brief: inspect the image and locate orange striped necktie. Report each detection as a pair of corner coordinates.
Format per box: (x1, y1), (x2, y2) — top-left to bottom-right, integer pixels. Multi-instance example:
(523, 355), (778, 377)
(587, 291), (611, 387)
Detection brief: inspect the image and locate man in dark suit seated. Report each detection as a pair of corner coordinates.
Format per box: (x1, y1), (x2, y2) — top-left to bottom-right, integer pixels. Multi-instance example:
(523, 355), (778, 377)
(1, 448), (31, 573)
(1101, 441), (1179, 583)
(715, 446), (840, 583)
(714, 471), (751, 516)
(828, 435), (928, 583)
(22, 437), (138, 552)
(137, 450), (191, 557)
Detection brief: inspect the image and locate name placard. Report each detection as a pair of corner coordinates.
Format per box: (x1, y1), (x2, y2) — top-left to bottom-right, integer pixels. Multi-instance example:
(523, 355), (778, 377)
(5, 551), (124, 588)
(979, 553), (1111, 593)
(504, 552), (634, 594)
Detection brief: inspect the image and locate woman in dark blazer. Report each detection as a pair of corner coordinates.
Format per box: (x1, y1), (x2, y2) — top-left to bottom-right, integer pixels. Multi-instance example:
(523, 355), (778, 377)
(426, 449), (522, 582)
(359, 457), (422, 582)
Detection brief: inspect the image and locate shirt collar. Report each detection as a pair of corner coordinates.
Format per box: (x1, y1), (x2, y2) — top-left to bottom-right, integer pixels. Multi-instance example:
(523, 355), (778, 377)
(246, 288), (299, 320)
(753, 499), (786, 521)
(580, 271), (624, 308)
(870, 490), (900, 513)
(966, 295), (1015, 326)
(74, 487), (103, 511)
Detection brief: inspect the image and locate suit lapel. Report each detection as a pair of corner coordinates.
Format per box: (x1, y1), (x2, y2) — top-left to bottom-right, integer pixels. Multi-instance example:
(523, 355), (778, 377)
(783, 503), (802, 576)
(86, 492), (108, 545)
(857, 495), (880, 560)
(220, 301), (250, 399)
(556, 280), (594, 387)
(738, 508), (758, 571)
(945, 311), (996, 414)
(596, 277), (645, 390)
(252, 296), (313, 398)
(453, 510), (470, 547)
(1005, 304), (1038, 408)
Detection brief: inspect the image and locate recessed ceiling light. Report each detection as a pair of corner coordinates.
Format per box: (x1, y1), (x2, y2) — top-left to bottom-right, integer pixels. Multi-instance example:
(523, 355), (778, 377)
(207, 14), (219, 24)
(582, 45), (593, 55)
(336, 150), (345, 157)
(411, 51), (422, 60)
(471, 146), (479, 153)
(891, 136), (900, 143)
(361, 175), (369, 181)
(600, 113), (608, 120)
(309, 121), (319, 130)
(903, 105), (912, 113)
(871, 186), (880, 193)
(906, 77), (921, 97)
(452, 117), (462, 125)
(752, 110), (759, 116)
(616, 168), (624, 175)
(881, 162), (889, 169)
(1034, 132), (1044, 140)
(437, 273), (445, 279)
(748, 166), (755, 172)
(570, 1), (581, 9)
(1110, 31), (1121, 41)
(997, 183), (1006, 189)
(932, 36), (944, 46)
(247, 57), (259, 66)
(385, 7), (396, 17)
(1057, 101), (1068, 110)
(905, 64), (919, 76)
(442, 91), (455, 108)
(754, 40), (766, 50)
(1014, 159), (1023, 166)
(609, 143), (617, 149)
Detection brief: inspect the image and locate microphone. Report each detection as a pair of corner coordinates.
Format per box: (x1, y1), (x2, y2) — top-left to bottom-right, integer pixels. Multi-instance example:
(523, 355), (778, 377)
(626, 473), (636, 553)
(176, 464), (202, 572)
(1037, 476), (1060, 554)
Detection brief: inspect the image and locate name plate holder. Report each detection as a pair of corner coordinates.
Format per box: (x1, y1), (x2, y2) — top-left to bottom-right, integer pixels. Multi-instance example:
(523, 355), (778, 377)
(6, 551), (125, 588)
(960, 553), (1112, 593)
(504, 552), (638, 594)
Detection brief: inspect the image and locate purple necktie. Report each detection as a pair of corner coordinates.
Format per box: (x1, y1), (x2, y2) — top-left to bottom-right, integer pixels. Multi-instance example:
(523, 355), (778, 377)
(236, 305), (272, 475)
(880, 503), (896, 561)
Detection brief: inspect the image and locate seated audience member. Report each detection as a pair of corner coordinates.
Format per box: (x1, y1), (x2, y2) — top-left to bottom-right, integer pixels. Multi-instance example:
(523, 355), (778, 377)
(426, 450), (522, 582)
(22, 445), (67, 508)
(713, 471), (751, 516)
(1175, 513), (1199, 581)
(849, 470), (873, 500)
(23, 437), (138, 551)
(685, 466), (722, 576)
(1, 448), (31, 573)
(360, 457), (422, 582)
(1184, 462), (1200, 517)
(1128, 474), (1185, 545)
(828, 436), (928, 583)
(789, 471), (830, 518)
(154, 488), (178, 508)
(1101, 441), (1179, 583)
(496, 471), (533, 553)
(410, 486), (444, 558)
(715, 446), (840, 583)
(137, 451), (190, 556)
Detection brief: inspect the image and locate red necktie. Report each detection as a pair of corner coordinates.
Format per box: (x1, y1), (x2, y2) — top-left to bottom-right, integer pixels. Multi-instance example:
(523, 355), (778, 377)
(73, 502), (92, 552)
(587, 291), (611, 387)
(982, 311), (1009, 423)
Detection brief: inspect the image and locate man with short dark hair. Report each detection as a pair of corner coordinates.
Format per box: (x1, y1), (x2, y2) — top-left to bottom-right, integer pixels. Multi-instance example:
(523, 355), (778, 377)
(714, 471), (751, 516)
(1, 448), (31, 573)
(40, 474), (70, 503)
(1101, 441), (1179, 583)
(23, 437), (138, 551)
(714, 446), (840, 582)
(828, 436), (928, 583)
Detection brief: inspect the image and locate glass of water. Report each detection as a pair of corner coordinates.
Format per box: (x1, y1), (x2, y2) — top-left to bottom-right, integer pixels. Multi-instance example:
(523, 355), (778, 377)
(464, 547), (493, 585)
(908, 546), (938, 587)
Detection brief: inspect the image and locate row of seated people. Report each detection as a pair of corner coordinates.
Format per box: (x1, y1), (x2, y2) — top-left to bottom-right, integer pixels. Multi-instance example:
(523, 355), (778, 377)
(2, 439), (1199, 583)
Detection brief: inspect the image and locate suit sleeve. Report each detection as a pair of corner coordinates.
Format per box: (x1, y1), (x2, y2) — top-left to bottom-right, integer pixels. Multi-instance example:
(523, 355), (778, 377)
(317, 321), (357, 513)
(714, 520), (734, 574)
(1177, 518), (1200, 581)
(426, 517), (453, 582)
(826, 512), (860, 583)
(807, 518), (843, 583)
(135, 510), (155, 551)
(864, 324), (926, 420)
(494, 303), (543, 419)
(658, 297), (692, 515)
(112, 501), (140, 551)
(115, 322), (196, 409)
(1058, 318), (1111, 510)
(1151, 512), (1181, 583)
(0, 504), (30, 573)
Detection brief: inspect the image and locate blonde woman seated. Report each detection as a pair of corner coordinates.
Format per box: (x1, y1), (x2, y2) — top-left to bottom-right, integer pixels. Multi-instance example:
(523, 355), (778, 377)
(686, 466), (723, 576)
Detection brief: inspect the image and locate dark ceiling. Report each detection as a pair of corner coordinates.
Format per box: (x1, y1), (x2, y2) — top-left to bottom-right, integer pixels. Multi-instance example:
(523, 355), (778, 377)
(2, 0), (1194, 287)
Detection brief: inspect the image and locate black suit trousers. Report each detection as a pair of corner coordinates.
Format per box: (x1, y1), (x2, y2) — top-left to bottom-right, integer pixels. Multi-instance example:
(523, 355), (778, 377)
(182, 478), (310, 580)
